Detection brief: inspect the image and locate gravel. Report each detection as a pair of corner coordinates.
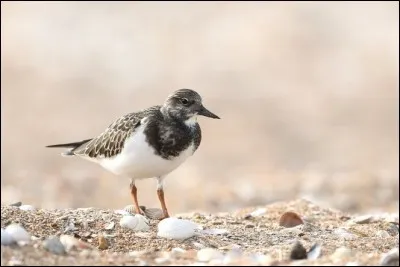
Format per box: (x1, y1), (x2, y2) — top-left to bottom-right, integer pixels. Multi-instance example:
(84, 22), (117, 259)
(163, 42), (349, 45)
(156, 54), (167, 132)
(1, 199), (398, 266)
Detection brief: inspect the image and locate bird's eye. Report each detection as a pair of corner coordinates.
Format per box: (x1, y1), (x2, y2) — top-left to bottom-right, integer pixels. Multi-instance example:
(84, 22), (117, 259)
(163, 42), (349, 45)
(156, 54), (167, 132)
(180, 98), (189, 105)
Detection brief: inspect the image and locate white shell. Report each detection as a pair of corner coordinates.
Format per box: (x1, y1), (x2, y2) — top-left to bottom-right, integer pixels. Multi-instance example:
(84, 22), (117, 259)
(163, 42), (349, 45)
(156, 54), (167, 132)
(250, 208), (267, 217)
(19, 205), (36, 212)
(119, 214), (150, 231)
(5, 224), (31, 244)
(1, 228), (15, 246)
(157, 217), (199, 240)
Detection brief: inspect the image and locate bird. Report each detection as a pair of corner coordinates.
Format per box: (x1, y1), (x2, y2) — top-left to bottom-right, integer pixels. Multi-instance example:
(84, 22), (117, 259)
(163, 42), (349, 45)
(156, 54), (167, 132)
(46, 89), (220, 219)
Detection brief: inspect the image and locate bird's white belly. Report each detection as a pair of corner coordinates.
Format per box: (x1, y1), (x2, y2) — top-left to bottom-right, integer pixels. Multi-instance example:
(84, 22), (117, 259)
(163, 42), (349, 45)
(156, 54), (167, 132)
(97, 125), (194, 179)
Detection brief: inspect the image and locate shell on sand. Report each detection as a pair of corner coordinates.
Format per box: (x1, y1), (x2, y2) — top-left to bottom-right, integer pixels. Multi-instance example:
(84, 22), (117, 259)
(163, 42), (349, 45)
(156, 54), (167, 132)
(120, 214), (150, 231)
(157, 217), (200, 240)
(123, 205), (164, 220)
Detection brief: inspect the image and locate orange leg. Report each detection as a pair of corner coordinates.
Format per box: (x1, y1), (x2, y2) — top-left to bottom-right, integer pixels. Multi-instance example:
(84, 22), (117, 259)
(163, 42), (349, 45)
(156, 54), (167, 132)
(157, 188), (170, 219)
(130, 180), (144, 215)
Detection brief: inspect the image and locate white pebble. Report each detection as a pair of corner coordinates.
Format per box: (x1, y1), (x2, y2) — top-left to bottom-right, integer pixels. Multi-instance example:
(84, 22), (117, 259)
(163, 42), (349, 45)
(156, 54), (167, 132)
(334, 228), (357, 240)
(19, 205), (36, 212)
(1, 228), (15, 246)
(250, 208), (267, 217)
(5, 224), (31, 244)
(119, 215), (149, 231)
(197, 248), (224, 262)
(157, 217), (199, 240)
(331, 247), (354, 260)
(376, 230), (390, 238)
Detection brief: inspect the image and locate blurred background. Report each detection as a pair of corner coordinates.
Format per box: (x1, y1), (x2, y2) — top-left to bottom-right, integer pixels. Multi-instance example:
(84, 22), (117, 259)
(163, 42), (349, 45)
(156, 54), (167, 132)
(1, 2), (398, 215)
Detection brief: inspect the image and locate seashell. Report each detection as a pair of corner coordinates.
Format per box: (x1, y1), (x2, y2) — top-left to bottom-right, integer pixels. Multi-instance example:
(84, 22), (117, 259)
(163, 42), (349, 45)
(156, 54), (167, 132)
(1, 228), (15, 246)
(114, 209), (131, 216)
(201, 228), (229, 236)
(19, 205), (36, 212)
(144, 208), (164, 220)
(307, 243), (322, 260)
(157, 217), (199, 240)
(290, 241), (307, 260)
(197, 248), (224, 262)
(279, 211), (304, 228)
(119, 214), (150, 231)
(171, 247), (186, 258)
(5, 224), (31, 245)
(380, 248), (399, 266)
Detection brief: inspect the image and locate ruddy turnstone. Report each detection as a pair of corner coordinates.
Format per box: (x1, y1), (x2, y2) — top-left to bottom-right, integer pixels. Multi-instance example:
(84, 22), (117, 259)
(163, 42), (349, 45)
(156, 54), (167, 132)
(46, 89), (220, 219)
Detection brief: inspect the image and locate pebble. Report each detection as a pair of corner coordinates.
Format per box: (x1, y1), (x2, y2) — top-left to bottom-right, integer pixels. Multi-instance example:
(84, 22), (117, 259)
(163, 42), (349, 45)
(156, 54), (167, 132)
(98, 235), (109, 250)
(1, 228), (15, 246)
(350, 215), (374, 224)
(19, 205), (36, 212)
(279, 212), (304, 228)
(197, 248), (224, 262)
(171, 247), (186, 258)
(5, 224), (31, 245)
(104, 222), (115, 230)
(334, 228), (357, 240)
(331, 247), (354, 260)
(380, 248), (399, 266)
(43, 236), (66, 255)
(376, 230), (390, 238)
(290, 241), (307, 260)
(250, 208), (267, 217)
(307, 243), (322, 260)
(60, 235), (92, 252)
(223, 248), (243, 264)
(9, 202), (22, 207)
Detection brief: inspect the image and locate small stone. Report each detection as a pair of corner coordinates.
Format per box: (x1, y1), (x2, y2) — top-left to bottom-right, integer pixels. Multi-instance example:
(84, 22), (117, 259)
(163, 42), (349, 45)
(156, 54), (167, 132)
(104, 222), (115, 230)
(250, 208), (267, 217)
(171, 247), (186, 258)
(331, 247), (354, 260)
(9, 202), (22, 207)
(60, 235), (92, 252)
(197, 248), (224, 262)
(201, 228), (229, 235)
(19, 205), (36, 212)
(1, 228), (15, 246)
(380, 248), (399, 266)
(144, 208), (164, 220)
(43, 236), (66, 255)
(290, 241), (307, 260)
(351, 215), (374, 224)
(245, 223), (255, 228)
(223, 248), (243, 264)
(5, 224), (31, 244)
(280, 226), (303, 235)
(307, 243), (322, 260)
(98, 235), (108, 250)
(154, 258), (170, 264)
(334, 228), (357, 240)
(376, 230), (390, 238)
(279, 212), (304, 228)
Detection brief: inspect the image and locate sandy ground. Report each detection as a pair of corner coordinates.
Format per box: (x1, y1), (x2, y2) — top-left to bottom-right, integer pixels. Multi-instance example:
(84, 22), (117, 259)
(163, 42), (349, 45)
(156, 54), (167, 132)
(1, 199), (399, 266)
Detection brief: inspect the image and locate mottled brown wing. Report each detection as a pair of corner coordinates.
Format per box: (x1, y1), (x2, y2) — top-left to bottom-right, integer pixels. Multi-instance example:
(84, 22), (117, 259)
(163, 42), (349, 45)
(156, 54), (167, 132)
(73, 106), (160, 159)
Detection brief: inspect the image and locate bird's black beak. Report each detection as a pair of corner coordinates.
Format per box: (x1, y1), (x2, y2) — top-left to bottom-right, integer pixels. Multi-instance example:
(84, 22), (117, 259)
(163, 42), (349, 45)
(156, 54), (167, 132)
(198, 105), (220, 119)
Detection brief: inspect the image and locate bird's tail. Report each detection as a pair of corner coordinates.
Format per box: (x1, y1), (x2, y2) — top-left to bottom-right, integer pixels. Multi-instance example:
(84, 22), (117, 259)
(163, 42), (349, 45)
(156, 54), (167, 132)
(46, 139), (92, 156)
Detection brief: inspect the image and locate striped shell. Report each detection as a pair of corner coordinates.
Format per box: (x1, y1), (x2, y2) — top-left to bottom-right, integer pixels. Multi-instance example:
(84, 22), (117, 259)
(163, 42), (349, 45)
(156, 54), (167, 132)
(120, 214), (150, 231)
(157, 217), (200, 240)
(123, 205), (164, 220)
